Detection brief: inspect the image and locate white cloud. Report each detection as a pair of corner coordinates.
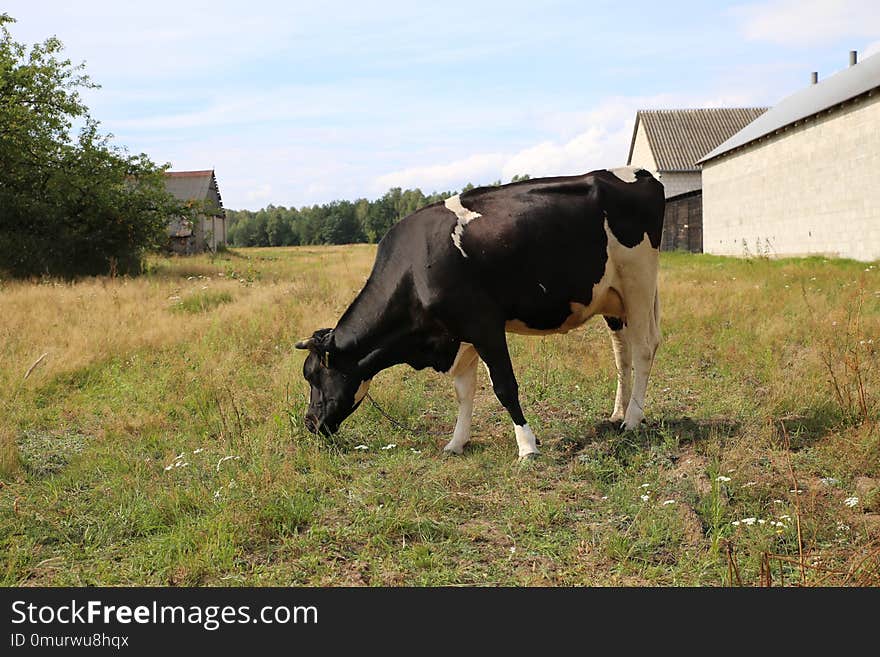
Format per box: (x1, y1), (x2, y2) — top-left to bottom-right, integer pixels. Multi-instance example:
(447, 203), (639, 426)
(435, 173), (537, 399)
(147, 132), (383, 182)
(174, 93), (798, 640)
(374, 152), (508, 193)
(371, 92), (769, 197)
(732, 0), (880, 45)
(245, 184), (273, 203)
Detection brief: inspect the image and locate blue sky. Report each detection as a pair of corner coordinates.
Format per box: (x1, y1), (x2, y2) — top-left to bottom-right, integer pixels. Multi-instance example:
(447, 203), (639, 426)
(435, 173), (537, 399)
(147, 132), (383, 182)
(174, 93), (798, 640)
(5, 1), (880, 209)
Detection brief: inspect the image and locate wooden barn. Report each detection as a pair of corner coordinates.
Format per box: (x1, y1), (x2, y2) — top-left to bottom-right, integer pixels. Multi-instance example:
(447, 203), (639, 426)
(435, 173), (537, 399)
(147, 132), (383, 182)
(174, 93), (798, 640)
(698, 51), (880, 261)
(627, 107), (768, 252)
(163, 170), (227, 254)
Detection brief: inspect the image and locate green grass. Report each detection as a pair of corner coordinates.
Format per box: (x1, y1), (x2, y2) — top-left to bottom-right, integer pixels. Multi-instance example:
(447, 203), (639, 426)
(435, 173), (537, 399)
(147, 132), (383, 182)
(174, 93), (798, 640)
(0, 247), (878, 586)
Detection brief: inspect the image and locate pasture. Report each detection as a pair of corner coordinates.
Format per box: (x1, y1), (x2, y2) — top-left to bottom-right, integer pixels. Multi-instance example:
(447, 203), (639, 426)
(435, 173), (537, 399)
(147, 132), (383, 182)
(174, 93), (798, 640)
(1, 246), (878, 586)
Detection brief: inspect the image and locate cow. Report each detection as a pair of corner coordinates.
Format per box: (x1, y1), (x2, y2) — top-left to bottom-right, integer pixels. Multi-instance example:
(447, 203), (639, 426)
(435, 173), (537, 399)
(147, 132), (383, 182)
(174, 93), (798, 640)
(296, 167), (664, 460)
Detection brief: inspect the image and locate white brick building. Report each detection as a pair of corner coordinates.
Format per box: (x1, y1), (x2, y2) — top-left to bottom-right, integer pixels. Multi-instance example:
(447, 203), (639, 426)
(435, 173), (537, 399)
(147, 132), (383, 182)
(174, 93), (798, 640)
(699, 52), (880, 262)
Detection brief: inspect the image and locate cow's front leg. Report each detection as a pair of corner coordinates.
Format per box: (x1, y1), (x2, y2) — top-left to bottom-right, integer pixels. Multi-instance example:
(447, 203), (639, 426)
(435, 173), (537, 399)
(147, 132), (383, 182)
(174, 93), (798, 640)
(474, 335), (539, 461)
(444, 344), (478, 455)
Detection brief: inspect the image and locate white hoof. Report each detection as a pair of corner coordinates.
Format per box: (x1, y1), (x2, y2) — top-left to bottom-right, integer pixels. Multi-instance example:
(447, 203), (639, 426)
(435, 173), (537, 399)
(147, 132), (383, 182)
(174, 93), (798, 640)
(443, 442), (465, 455)
(518, 451), (540, 462)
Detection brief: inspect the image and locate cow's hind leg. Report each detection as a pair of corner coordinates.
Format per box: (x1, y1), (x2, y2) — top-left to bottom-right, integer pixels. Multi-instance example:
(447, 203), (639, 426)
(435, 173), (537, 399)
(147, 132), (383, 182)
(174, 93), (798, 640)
(444, 343), (479, 455)
(604, 315), (632, 423)
(473, 333), (539, 461)
(621, 289), (660, 430)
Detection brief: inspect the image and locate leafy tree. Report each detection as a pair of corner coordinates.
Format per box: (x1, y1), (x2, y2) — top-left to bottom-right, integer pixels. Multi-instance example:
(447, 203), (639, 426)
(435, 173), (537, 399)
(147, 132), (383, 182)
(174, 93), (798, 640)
(363, 194), (396, 242)
(0, 14), (179, 277)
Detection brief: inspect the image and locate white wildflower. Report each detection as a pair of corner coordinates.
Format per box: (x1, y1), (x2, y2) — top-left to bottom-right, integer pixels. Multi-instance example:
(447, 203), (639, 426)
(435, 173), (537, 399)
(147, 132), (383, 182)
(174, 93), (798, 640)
(193, 448), (204, 454)
(716, 475), (731, 482)
(381, 444), (397, 450)
(844, 497), (860, 508)
(216, 455), (240, 472)
(640, 483), (651, 488)
(662, 500), (676, 506)
(640, 494), (650, 502)
(354, 444), (369, 450)
(410, 448), (422, 454)
(742, 517), (757, 526)
(731, 521), (741, 526)
(820, 477), (839, 486)
(163, 464), (174, 472)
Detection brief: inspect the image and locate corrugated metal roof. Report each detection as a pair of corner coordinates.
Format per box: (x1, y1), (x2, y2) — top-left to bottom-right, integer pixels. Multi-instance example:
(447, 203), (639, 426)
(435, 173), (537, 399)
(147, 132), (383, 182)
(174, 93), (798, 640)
(629, 108), (768, 171)
(164, 170), (223, 210)
(699, 51), (880, 163)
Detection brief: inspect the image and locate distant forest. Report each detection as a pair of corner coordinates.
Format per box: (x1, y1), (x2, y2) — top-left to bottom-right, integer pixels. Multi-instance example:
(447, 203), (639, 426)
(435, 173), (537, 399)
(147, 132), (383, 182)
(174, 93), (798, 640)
(225, 175), (530, 247)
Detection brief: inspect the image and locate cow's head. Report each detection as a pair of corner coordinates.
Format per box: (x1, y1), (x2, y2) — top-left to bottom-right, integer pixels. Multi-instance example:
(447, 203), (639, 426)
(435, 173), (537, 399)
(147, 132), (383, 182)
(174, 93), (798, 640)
(295, 328), (370, 435)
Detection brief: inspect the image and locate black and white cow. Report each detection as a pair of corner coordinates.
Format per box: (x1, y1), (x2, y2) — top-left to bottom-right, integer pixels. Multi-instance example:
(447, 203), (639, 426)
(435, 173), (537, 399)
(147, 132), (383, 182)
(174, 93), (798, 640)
(296, 167), (664, 460)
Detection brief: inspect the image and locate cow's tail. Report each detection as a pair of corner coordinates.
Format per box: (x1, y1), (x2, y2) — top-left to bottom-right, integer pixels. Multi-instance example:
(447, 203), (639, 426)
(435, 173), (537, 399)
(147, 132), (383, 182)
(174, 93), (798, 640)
(652, 285), (661, 355)
(653, 286), (660, 328)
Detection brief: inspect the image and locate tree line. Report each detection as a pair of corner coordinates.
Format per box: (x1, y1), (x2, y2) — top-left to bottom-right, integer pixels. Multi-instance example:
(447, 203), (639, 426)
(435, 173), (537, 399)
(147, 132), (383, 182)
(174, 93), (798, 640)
(226, 176), (530, 247)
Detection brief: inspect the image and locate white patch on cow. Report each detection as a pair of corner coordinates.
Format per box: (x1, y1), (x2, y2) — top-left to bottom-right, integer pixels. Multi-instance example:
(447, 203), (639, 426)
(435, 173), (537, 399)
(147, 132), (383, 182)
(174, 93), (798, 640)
(514, 423), (540, 458)
(609, 166), (661, 183)
(445, 194), (482, 258)
(354, 379), (372, 405)
(602, 218), (661, 430)
(609, 166), (642, 182)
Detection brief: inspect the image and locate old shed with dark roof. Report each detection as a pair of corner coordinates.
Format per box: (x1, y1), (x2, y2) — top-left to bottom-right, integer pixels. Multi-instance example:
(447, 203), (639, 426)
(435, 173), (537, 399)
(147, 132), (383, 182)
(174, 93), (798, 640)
(163, 170), (227, 254)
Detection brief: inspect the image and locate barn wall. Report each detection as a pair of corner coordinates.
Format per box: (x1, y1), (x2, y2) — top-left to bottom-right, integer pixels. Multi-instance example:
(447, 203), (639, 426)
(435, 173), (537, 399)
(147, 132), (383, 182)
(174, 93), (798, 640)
(657, 171), (702, 199)
(702, 91), (880, 261)
(628, 121), (658, 171)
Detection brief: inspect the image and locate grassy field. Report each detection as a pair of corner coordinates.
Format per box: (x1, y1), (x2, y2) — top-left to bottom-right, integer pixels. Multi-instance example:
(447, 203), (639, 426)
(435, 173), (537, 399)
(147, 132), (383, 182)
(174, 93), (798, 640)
(1, 245), (879, 586)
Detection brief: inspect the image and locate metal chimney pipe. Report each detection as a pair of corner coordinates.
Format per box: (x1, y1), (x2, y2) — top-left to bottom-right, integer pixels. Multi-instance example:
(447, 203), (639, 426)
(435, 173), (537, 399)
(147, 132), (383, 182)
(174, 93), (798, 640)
(850, 50), (858, 66)
(811, 71), (818, 85)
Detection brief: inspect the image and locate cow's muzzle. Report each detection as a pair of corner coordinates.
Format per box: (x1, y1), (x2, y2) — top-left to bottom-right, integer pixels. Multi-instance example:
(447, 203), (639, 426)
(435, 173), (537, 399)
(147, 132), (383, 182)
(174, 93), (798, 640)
(304, 414), (338, 436)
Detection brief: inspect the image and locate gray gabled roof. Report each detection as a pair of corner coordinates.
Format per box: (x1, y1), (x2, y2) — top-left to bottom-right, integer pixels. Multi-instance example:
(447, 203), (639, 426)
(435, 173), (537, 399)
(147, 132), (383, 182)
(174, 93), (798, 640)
(628, 108), (769, 172)
(164, 170), (224, 212)
(699, 51), (880, 163)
